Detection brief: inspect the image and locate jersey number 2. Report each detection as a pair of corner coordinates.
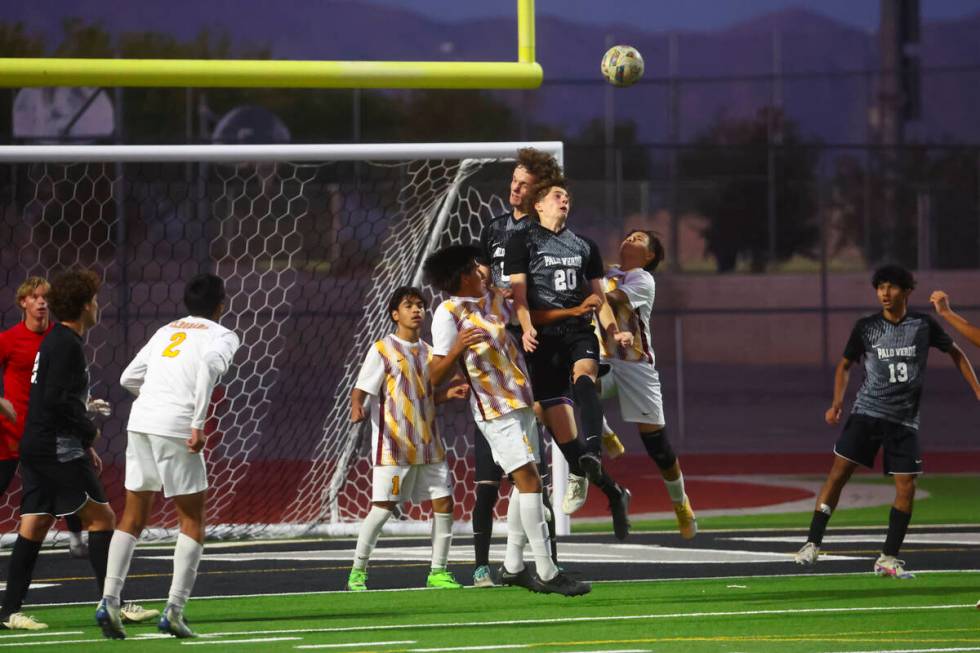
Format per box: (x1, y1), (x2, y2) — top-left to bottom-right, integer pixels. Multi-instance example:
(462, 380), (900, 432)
(888, 362), (909, 383)
(553, 269), (577, 291)
(162, 332), (187, 358)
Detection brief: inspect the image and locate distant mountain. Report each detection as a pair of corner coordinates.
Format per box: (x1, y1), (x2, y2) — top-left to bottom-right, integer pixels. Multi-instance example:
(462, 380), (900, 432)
(3, 1), (979, 142)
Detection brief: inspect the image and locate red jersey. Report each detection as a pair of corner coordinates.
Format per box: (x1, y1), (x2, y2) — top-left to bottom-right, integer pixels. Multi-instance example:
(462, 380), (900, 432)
(0, 321), (53, 460)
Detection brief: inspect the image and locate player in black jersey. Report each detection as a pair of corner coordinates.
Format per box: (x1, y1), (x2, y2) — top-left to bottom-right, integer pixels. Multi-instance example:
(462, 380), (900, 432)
(471, 148), (563, 587)
(794, 266), (980, 579)
(505, 177), (633, 540)
(0, 270), (117, 631)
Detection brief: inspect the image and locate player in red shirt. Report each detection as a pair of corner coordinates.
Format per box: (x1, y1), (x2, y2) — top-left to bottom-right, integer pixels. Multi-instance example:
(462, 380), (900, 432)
(0, 278), (85, 557)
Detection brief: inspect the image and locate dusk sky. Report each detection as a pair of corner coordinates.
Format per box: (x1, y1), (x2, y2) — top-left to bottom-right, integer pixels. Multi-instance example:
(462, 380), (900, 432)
(368, 0), (980, 31)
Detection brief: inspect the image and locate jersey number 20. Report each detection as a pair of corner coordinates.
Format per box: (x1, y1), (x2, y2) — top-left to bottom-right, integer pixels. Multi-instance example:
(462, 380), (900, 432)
(553, 269), (577, 291)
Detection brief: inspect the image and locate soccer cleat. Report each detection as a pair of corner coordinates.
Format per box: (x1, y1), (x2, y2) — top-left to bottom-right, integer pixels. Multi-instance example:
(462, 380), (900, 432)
(794, 542), (820, 566)
(535, 571), (592, 597)
(472, 565), (496, 588)
(121, 602), (160, 623)
(578, 452), (604, 484)
(1, 612), (48, 631)
(673, 495), (698, 540)
(497, 565), (540, 591)
(562, 473), (589, 515)
(157, 604), (196, 638)
(426, 568), (462, 589)
(609, 485), (632, 540)
(874, 554), (915, 579)
(601, 430), (626, 459)
(68, 538), (89, 559)
(347, 568), (368, 591)
(95, 599), (126, 640)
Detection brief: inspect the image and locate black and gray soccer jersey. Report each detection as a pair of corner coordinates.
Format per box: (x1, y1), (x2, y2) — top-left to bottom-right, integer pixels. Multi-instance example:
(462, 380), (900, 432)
(20, 323), (98, 462)
(843, 311), (953, 429)
(503, 222), (605, 333)
(479, 210), (531, 288)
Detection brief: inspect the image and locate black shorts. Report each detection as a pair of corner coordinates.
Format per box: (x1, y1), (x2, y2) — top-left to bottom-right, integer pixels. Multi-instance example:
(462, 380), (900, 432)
(835, 414), (922, 475)
(474, 422), (551, 484)
(19, 455), (108, 517)
(528, 327), (600, 402)
(0, 458), (18, 495)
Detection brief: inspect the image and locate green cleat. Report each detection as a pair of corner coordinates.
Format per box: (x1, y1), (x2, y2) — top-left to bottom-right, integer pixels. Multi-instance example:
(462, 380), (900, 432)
(426, 567), (462, 589)
(347, 568), (368, 591)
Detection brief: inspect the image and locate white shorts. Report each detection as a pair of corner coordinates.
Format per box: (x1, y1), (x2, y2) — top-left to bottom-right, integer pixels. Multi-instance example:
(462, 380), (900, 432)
(600, 358), (665, 425)
(476, 407), (539, 474)
(372, 461), (452, 504)
(125, 431), (208, 498)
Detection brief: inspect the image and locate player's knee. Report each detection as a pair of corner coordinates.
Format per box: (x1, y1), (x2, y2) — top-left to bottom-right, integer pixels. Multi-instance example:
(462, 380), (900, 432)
(431, 496), (453, 513)
(572, 375), (597, 401)
(640, 428), (677, 471)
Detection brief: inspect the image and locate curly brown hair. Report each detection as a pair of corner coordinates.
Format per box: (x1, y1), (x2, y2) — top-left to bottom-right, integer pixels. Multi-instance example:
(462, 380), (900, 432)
(522, 176), (569, 219)
(515, 147), (562, 183)
(48, 269), (101, 322)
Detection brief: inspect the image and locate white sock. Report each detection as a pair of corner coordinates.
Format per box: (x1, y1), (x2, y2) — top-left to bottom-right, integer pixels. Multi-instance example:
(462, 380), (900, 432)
(430, 512), (453, 570)
(519, 492), (558, 581)
(167, 533), (203, 611)
(503, 488), (527, 574)
(602, 417), (615, 436)
(69, 530), (85, 548)
(665, 473), (686, 504)
(353, 506), (392, 571)
(102, 530), (137, 605)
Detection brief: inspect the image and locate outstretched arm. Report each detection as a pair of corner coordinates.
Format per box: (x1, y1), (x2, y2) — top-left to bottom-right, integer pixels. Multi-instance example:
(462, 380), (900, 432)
(947, 343), (980, 401)
(931, 291), (980, 348)
(592, 278), (633, 348)
(825, 357), (853, 425)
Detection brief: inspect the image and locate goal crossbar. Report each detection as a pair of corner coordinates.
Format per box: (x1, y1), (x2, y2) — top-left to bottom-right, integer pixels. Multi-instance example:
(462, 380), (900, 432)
(0, 1), (540, 90)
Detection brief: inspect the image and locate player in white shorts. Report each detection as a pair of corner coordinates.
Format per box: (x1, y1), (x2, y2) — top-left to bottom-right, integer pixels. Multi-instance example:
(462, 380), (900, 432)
(347, 286), (470, 591)
(425, 244), (590, 596)
(564, 230), (697, 539)
(96, 274), (240, 639)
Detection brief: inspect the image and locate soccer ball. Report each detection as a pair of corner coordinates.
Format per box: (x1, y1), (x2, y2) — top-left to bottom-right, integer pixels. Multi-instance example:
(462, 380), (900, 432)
(601, 45), (644, 87)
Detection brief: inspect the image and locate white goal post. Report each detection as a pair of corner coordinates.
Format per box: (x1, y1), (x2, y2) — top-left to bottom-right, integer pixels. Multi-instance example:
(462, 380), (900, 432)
(0, 141), (570, 540)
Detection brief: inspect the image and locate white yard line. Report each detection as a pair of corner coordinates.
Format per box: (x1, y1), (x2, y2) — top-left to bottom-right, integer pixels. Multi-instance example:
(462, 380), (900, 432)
(25, 569), (980, 609)
(295, 642), (416, 650)
(183, 636), (303, 646)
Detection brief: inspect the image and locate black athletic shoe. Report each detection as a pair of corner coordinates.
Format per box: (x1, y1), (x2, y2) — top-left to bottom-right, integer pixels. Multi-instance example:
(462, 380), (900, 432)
(497, 565), (539, 591)
(536, 572), (591, 597)
(609, 485), (632, 540)
(578, 452), (603, 484)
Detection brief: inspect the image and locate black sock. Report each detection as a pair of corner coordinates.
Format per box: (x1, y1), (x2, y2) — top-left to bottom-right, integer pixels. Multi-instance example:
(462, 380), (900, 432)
(807, 511), (831, 546)
(594, 470), (620, 501)
(882, 507), (912, 557)
(541, 489), (558, 563)
(63, 513), (83, 534)
(88, 530), (113, 595)
(573, 376), (603, 456)
(0, 536), (42, 618)
(555, 439), (585, 477)
(472, 484), (498, 568)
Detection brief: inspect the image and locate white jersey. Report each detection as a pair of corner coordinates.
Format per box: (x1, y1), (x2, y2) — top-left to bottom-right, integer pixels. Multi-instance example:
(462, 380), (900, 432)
(120, 315), (240, 439)
(597, 266), (656, 364)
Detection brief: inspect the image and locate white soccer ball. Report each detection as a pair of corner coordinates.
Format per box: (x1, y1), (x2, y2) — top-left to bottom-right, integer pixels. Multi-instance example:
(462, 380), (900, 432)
(601, 45), (644, 87)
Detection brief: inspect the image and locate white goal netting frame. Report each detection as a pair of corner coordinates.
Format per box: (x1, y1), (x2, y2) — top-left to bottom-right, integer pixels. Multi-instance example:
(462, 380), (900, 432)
(0, 142), (568, 542)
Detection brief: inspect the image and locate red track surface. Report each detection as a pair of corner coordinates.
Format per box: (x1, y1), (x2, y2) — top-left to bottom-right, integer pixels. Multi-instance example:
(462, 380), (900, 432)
(2, 451), (977, 529)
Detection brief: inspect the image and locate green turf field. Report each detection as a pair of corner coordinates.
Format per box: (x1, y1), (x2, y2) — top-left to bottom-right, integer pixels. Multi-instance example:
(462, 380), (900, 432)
(9, 572), (979, 652)
(574, 475), (980, 534)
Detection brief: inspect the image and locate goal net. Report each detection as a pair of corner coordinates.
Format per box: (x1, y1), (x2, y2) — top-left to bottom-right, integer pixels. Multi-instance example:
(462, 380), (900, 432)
(0, 142), (565, 541)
